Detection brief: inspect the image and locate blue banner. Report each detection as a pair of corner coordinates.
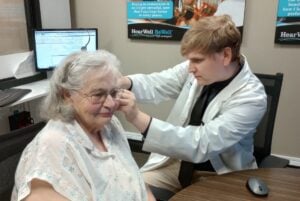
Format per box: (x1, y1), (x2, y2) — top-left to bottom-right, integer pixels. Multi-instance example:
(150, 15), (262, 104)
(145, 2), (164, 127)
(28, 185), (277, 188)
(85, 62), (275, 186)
(275, 0), (300, 44)
(128, 1), (173, 19)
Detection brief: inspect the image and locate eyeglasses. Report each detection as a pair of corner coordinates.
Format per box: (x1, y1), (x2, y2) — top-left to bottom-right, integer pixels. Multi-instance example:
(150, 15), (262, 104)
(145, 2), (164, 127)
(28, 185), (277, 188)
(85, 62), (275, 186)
(75, 88), (122, 105)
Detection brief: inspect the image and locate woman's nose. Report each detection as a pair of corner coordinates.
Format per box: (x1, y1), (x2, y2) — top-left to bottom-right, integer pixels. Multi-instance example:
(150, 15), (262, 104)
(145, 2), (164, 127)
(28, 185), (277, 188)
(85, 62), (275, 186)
(103, 94), (118, 108)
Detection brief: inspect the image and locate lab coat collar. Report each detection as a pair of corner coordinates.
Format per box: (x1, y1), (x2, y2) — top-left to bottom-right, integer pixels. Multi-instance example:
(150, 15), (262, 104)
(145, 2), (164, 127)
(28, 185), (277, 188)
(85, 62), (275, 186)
(202, 55), (251, 121)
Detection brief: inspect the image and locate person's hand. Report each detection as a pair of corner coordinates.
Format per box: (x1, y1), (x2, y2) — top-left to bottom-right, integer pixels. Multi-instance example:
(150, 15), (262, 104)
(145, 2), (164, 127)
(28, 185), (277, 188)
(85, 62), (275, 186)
(117, 89), (152, 134)
(117, 89), (139, 123)
(118, 76), (132, 90)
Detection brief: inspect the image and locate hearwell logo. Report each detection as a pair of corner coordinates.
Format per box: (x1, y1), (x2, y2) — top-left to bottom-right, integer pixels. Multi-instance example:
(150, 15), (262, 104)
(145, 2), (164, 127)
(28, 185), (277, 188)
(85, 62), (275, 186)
(131, 29), (154, 35)
(130, 28), (173, 39)
(280, 31), (300, 38)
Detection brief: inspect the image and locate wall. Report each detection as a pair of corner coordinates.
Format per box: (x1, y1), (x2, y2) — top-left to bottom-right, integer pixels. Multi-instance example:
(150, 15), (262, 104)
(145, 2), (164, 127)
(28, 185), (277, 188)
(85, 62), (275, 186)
(0, 0), (71, 135)
(39, 0), (71, 28)
(71, 0), (300, 159)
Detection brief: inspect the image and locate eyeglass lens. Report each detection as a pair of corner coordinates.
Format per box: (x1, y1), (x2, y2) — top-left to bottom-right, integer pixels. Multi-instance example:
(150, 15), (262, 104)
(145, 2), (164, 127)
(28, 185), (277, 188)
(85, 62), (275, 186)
(90, 89), (121, 104)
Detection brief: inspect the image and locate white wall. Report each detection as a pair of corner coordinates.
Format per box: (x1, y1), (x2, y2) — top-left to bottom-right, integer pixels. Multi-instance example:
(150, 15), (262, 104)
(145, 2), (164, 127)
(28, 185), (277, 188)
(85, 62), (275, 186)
(39, 0), (71, 28)
(71, 0), (300, 159)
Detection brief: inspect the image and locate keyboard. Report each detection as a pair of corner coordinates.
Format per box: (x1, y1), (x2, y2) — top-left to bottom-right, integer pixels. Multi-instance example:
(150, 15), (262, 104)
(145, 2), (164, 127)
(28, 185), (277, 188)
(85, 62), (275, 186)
(0, 88), (32, 107)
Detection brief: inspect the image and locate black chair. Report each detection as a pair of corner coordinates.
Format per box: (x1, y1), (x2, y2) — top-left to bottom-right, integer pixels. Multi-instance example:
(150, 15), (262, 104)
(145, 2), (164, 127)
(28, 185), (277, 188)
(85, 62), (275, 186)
(0, 121), (46, 201)
(128, 138), (149, 154)
(253, 72), (289, 168)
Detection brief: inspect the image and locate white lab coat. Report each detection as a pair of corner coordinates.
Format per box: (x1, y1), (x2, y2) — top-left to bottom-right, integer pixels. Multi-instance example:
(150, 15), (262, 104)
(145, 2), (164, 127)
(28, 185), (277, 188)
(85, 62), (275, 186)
(129, 56), (267, 175)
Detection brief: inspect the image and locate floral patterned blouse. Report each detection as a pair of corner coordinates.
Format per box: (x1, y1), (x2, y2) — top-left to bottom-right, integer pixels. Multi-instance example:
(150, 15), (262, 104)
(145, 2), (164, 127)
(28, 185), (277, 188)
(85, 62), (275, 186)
(11, 117), (147, 201)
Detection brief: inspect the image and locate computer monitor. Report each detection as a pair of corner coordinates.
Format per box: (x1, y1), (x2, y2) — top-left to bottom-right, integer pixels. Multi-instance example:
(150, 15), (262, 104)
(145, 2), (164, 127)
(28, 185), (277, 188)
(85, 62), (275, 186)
(33, 28), (98, 71)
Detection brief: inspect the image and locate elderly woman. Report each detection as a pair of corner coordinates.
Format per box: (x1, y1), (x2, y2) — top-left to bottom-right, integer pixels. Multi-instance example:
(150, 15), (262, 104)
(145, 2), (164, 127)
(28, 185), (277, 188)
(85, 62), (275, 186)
(12, 50), (155, 201)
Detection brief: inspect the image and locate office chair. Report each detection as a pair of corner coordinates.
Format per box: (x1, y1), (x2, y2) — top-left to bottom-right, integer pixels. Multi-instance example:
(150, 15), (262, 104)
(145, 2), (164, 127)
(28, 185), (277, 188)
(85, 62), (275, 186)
(0, 121), (46, 201)
(128, 138), (149, 154)
(253, 72), (289, 168)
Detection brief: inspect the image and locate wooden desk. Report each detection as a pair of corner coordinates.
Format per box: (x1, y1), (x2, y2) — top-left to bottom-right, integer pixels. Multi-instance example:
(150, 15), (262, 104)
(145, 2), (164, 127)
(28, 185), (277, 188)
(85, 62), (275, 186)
(170, 168), (300, 201)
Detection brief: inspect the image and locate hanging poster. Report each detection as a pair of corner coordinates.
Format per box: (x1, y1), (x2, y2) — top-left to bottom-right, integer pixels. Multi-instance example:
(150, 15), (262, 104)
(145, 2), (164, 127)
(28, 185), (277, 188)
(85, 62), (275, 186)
(275, 0), (300, 44)
(127, 0), (246, 41)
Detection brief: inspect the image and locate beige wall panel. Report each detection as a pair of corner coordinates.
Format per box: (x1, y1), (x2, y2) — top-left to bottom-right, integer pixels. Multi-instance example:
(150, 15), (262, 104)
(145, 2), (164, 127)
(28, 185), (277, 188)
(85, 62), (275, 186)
(71, 0), (300, 159)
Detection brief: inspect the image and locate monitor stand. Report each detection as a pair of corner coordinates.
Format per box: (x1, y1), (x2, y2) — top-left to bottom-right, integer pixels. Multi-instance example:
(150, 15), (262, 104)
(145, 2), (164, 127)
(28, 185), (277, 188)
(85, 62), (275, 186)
(46, 71), (53, 78)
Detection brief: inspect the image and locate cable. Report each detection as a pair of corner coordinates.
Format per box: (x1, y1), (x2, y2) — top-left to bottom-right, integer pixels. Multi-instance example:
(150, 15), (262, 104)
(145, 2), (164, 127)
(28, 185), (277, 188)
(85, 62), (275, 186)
(81, 30), (91, 51)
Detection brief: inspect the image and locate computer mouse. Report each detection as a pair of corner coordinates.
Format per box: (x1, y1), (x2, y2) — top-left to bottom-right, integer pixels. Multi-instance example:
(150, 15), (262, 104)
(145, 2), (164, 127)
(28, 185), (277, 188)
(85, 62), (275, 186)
(246, 176), (269, 196)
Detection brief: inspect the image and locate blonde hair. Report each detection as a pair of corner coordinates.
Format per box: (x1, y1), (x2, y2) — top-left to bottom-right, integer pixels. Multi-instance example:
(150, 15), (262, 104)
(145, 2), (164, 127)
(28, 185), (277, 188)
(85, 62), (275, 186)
(180, 14), (241, 62)
(40, 50), (121, 122)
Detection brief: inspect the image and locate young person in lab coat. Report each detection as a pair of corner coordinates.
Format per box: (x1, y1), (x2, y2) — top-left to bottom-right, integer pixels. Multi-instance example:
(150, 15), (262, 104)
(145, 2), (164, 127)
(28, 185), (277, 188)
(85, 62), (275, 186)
(118, 14), (267, 195)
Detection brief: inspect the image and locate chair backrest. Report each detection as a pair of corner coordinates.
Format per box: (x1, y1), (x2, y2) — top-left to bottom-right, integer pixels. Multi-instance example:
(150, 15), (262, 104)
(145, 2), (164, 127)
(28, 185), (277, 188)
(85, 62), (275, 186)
(0, 121), (46, 201)
(253, 73), (283, 164)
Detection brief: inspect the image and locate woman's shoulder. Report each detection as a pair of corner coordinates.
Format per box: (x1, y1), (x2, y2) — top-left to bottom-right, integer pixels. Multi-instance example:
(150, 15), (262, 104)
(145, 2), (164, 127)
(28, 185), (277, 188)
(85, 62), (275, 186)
(14, 120), (89, 201)
(36, 120), (72, 147)
(20, 119), (77, 160)
(16, 120), (78, 177)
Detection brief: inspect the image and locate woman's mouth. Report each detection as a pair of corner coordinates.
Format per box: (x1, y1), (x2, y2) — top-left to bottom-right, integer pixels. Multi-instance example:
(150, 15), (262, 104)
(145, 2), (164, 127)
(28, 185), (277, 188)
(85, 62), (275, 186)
(99, 112), (113, 118)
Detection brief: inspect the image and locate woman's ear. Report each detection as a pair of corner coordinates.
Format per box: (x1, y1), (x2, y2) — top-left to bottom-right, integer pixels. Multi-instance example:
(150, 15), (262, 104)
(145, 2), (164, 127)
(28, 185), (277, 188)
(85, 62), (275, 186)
(223, 47), (233, 66)
(62, 89), (72, 103)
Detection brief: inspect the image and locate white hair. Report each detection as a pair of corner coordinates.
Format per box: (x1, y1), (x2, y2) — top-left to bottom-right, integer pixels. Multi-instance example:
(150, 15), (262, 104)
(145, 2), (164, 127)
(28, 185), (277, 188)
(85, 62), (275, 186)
(40, 49), (121, 122)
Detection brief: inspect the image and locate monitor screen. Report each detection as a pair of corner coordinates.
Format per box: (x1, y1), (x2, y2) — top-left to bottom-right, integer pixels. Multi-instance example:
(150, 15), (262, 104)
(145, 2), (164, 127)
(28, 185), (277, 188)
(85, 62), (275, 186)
(33, 28), (98, 71)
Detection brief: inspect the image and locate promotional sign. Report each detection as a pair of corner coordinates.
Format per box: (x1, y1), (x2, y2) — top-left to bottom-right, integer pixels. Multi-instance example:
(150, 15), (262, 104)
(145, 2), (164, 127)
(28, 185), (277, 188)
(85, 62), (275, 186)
(127, 0), (246, 41)
(275, 0), (300, 44)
